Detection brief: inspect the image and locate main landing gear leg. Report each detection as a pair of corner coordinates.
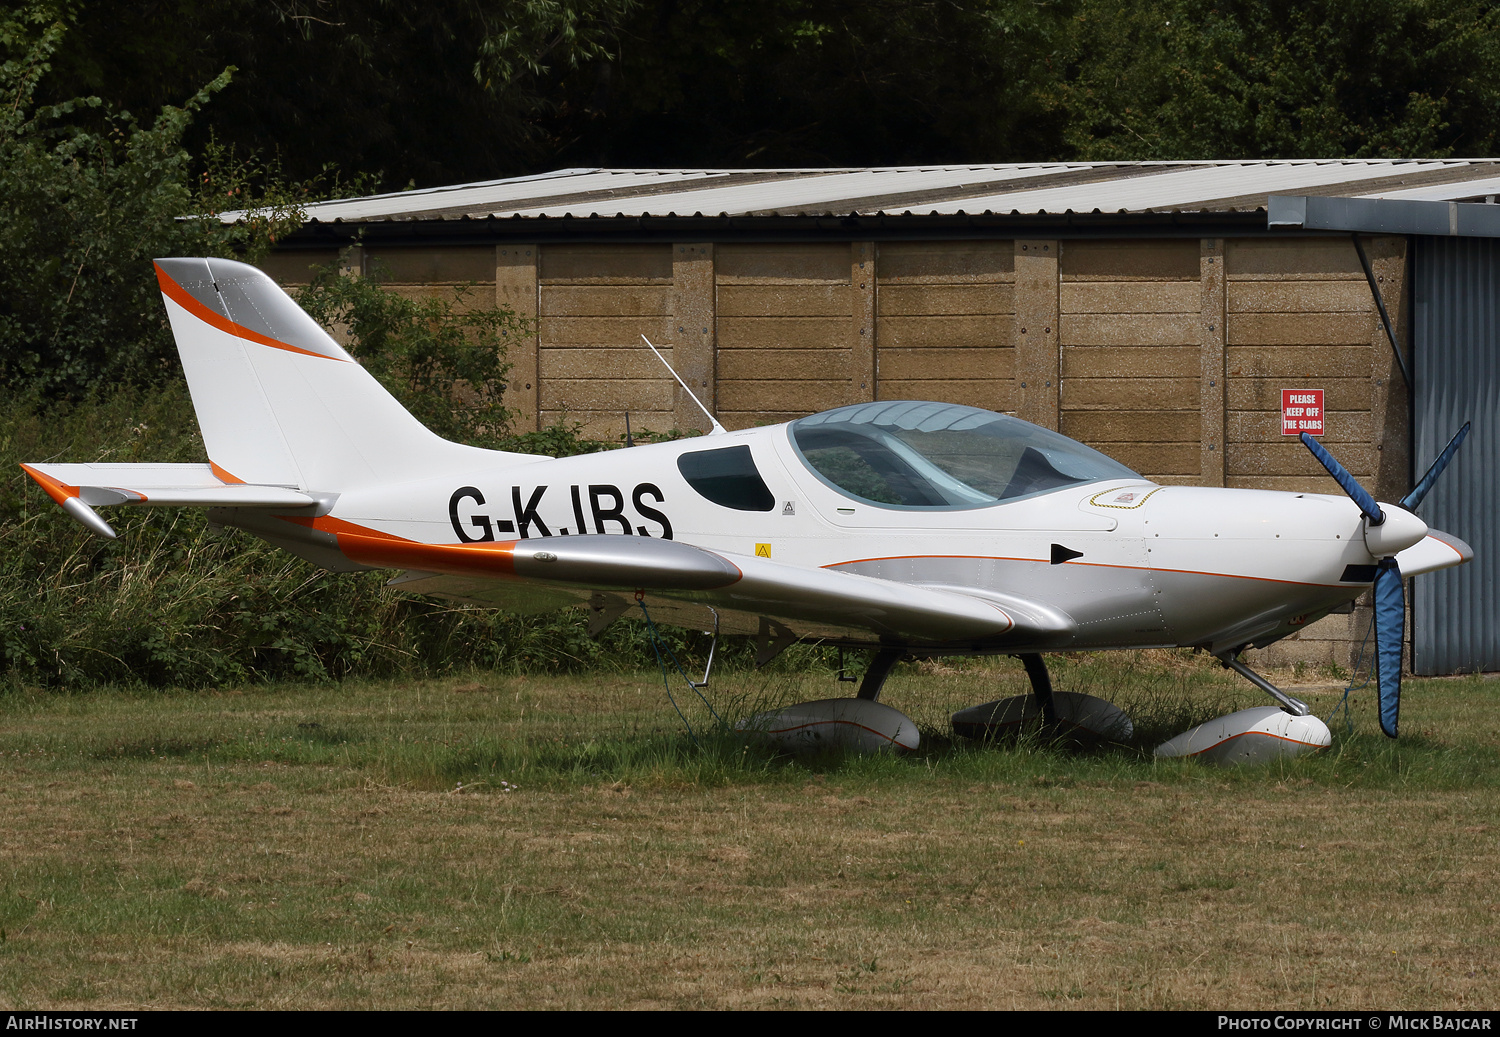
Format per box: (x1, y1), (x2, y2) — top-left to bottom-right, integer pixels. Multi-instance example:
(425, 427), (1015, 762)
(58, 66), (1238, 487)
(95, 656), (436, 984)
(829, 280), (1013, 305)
(1018, 653), (1058, 724)
(857, 649), (903, 702)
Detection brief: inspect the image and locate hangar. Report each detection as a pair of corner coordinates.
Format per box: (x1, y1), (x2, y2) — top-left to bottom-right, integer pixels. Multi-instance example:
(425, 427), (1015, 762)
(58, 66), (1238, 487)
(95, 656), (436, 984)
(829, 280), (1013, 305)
(251, 161), (1500, 675)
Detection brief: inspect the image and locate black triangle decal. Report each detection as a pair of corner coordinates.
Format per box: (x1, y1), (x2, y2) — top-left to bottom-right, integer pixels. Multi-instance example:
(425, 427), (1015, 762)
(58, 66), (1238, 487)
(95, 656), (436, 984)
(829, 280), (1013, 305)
(1050, 544), (1084, 565)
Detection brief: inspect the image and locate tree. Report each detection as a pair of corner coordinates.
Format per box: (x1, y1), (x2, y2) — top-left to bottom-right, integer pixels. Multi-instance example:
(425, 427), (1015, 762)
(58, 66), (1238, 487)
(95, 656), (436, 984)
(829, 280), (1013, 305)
(36, 0), (1082, 177)
(38, 0), (637, 187)
(0, 7), (324, 398)
(0, 10), (231, 397)
(1054, 0), (1500, 160)
(548, 0), (1076, 167)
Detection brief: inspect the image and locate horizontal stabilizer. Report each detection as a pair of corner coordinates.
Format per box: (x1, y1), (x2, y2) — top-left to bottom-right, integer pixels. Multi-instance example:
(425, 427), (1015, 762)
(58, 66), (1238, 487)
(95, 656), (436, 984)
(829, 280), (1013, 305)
(21, 463), (315, 509)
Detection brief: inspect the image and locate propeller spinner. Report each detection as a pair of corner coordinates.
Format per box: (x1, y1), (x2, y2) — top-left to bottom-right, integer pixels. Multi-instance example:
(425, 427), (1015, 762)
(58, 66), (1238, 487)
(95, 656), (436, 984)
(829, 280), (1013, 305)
(1300, 425), (1470, 738)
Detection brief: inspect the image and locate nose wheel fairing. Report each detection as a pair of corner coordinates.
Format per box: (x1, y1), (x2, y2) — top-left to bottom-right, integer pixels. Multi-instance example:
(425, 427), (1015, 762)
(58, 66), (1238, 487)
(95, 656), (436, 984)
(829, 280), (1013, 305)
(1145, 653), (1330, 767)
(1154, 707), (1332, 765)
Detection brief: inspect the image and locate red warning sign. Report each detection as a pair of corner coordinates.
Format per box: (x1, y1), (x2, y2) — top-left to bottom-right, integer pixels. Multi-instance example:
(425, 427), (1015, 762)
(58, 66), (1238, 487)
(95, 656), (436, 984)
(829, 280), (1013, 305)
(1282, 389), (1325, 436)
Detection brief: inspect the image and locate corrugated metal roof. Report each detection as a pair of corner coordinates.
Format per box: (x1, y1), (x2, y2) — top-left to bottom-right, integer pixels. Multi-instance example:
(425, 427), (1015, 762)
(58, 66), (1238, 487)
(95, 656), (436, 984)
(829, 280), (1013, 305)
(229, 160), (1500, 224)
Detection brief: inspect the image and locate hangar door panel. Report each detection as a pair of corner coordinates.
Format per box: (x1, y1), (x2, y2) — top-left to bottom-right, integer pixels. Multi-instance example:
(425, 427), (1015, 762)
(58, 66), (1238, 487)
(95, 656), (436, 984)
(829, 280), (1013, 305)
(1412, 236), (1500, 674)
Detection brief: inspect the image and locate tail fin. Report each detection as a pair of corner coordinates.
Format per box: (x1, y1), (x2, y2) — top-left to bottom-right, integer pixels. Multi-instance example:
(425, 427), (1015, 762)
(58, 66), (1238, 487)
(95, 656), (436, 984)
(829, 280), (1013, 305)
(154, 258), (543, 491)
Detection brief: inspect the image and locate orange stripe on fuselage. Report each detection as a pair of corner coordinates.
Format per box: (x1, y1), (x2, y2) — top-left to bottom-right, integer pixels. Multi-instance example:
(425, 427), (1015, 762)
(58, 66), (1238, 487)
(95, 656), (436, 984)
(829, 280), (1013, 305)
(280, 514), (520, 577)
(153, 262), (345, 361)
(18, 463), (79, 508)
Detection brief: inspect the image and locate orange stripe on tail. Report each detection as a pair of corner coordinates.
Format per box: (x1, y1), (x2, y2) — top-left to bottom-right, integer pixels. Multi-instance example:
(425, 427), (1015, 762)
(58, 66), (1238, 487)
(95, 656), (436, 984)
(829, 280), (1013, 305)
(153, 262), (344, 361)
(210, 462), (245, 485)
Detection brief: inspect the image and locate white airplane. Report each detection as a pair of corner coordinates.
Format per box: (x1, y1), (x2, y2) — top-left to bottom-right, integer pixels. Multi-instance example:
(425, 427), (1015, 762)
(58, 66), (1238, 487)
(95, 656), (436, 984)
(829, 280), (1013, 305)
(21, 259), (1475, 761)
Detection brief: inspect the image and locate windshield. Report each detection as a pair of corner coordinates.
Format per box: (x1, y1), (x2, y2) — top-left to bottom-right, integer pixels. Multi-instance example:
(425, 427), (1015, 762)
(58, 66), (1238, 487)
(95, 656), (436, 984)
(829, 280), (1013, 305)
(789, 401), (1140, 509)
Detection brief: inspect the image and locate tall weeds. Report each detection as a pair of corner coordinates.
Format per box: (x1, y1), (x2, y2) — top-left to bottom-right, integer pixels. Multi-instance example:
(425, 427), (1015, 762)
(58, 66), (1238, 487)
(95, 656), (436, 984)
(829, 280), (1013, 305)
(1, 387), (733, 689)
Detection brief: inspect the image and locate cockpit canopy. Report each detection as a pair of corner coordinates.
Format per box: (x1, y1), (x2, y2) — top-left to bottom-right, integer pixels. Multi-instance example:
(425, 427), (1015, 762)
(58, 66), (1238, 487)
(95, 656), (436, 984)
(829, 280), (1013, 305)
(789, 401), (1141, 509)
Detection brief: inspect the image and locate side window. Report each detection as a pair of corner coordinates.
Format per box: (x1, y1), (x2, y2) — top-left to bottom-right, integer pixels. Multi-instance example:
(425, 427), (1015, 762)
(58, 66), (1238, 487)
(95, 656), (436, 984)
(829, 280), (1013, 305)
(677, 445), (776, 512)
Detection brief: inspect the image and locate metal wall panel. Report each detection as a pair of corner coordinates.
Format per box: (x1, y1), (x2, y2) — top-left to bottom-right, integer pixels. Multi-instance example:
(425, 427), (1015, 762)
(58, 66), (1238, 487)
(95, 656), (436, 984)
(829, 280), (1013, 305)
(1412, 237), (1500, 673)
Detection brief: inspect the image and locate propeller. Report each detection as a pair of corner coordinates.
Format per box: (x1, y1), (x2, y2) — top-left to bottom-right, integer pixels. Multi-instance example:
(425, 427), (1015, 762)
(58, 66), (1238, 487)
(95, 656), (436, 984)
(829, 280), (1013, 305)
(1401, 423), (1471, 512)
(1300, 424), (1470, 738)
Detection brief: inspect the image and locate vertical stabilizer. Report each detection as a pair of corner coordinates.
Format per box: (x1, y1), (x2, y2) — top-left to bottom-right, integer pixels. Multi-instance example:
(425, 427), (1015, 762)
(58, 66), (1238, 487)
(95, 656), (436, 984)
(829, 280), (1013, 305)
(154, 258), (543, 490)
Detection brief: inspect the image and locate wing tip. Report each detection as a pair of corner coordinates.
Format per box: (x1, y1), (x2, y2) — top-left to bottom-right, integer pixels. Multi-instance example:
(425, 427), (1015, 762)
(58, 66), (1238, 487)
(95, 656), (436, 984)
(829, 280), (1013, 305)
(19, 462), (77, 507)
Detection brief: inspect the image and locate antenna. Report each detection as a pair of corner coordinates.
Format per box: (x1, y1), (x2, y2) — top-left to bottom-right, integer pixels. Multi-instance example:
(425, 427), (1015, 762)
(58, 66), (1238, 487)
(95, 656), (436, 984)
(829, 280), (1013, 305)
(641, 335), (726, 435)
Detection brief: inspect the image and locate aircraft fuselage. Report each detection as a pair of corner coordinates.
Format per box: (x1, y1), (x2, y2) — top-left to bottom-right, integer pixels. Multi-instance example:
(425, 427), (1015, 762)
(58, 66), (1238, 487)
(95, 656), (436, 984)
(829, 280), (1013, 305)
(313, 426), (1445, 655)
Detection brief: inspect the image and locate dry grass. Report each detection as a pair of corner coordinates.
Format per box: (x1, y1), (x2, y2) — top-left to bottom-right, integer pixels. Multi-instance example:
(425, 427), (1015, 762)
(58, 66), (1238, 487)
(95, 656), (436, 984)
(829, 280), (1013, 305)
(1, 653), (1497, 1009)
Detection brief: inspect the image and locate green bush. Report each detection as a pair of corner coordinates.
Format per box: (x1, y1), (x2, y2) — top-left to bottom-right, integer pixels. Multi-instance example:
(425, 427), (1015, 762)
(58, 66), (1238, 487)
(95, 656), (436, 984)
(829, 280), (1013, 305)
(0, 16), (227, 397)
(0, 11), (363, 401)
(0, 15), (723, 690)
(293, 260), (523, 449)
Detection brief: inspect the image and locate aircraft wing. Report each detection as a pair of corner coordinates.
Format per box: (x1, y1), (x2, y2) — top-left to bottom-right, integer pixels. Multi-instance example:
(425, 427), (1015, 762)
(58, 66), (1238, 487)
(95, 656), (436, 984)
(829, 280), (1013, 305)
(334, 528), (1077, 649)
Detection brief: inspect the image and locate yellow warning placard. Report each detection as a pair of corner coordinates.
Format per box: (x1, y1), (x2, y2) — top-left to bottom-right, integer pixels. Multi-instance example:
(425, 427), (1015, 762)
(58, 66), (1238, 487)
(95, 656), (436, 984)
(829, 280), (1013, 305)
(755, 543), (771, 558)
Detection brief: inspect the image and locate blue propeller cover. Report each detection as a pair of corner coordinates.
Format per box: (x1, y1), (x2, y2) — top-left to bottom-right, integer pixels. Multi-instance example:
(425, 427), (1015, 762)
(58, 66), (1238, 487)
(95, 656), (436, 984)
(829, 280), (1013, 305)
(1400, 422), (1470, 512)
(1373, 558), (1404, 739)
(1300, 433), (1384, 525)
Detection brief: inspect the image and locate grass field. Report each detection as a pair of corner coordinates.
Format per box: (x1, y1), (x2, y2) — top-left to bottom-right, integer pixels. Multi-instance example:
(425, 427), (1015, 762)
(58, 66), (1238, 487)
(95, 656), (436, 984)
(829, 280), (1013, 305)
(1, 650), (1497, 1010)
